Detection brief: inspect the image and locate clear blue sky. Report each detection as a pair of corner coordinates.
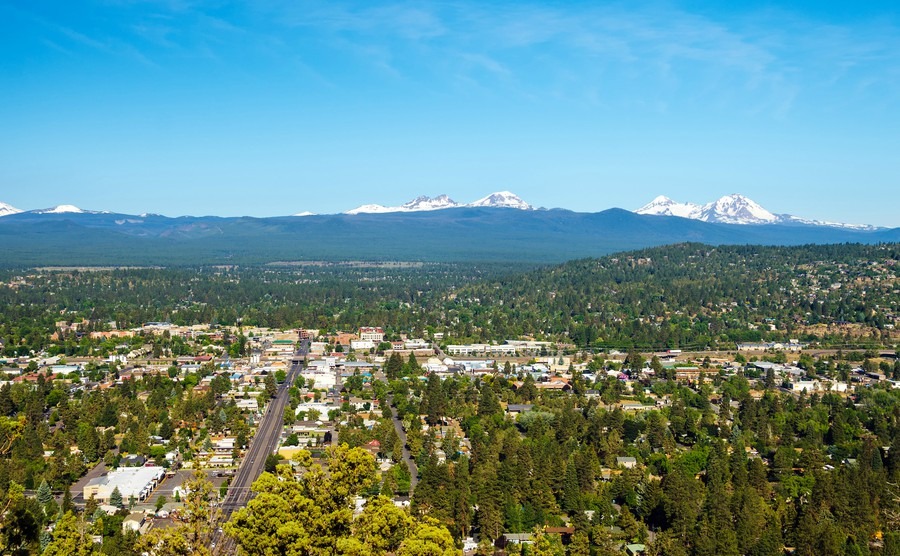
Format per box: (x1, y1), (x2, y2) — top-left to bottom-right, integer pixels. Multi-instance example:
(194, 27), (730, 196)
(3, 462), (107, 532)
(1, 1), (898, 226)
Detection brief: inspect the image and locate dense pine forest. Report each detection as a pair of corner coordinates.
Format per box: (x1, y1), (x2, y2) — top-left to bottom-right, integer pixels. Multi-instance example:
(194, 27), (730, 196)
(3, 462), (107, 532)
(448, 243), (899, 349)
(2, 243), (898, 358)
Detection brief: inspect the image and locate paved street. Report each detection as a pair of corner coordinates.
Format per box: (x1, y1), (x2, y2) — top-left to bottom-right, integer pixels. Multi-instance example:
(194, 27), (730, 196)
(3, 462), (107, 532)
(211, 339), (308, 554)
(388, 395), (419, 494)
(70, 461), (107, 506)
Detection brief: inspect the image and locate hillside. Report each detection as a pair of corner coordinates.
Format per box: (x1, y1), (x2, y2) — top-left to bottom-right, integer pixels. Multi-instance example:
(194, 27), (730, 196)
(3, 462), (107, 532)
(444, 243), (900, 349)
(0, 207), (897, 266)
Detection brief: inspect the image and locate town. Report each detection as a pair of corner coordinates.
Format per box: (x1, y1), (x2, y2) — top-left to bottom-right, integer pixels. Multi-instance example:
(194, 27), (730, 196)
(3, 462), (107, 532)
(3, 313), (899, 554)
(1, 243), (898, 555)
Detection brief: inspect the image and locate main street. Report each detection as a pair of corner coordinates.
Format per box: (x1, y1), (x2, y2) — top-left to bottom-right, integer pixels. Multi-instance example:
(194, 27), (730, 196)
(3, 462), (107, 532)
(211, 339), (308, 554)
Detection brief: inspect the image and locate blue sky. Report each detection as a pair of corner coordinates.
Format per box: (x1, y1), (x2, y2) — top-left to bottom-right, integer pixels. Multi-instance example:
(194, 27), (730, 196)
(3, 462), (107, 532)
(1, 1), (898, 226)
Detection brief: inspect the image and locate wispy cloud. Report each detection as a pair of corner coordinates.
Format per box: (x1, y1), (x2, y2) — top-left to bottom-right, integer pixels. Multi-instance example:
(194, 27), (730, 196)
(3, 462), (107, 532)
(21, 1), (900, 116)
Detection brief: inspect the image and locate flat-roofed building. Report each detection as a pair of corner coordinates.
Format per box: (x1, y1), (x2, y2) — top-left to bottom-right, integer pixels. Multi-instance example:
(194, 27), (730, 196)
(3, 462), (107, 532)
(83, 466), (166, 505)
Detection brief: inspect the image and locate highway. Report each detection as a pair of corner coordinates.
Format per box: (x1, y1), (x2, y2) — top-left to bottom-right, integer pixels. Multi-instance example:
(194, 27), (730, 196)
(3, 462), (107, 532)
(211, 340), (308, 554)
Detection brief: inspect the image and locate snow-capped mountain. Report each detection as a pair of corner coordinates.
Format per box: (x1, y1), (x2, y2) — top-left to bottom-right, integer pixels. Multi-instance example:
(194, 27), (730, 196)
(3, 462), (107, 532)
(401, 194), (459, 211)
(33, 204), (86, 214)
(695, 194), (777, 225)
(346, 195), (460, 215)
(292, 211), (316, 217)
(468, 191), (533, 210)
(636, 194), (774, 224)
(345, 192), (532, 214)
(0, 201), (22, 217)
(634, 196), (700, 219)
(636, 194), (876, 229)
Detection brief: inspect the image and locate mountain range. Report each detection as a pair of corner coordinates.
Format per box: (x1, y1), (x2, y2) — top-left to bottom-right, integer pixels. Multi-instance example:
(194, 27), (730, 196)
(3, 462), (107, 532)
(0, 192), (881, 230)
(0, 193), (896, 266)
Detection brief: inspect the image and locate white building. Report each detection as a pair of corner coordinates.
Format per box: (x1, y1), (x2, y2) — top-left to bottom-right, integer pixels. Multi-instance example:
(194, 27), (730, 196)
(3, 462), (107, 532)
(446, 343), (517, 356)
(358, 327), (384, 343)
(83, 466), (166, 505)
(351, 340), (376, 351)
(404, 339), (431, 350)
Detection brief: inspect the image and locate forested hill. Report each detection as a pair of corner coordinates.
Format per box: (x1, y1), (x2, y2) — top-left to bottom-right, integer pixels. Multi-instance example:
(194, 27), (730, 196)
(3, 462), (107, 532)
(0, 207), (898, 266)
(445, 243), (900, 349)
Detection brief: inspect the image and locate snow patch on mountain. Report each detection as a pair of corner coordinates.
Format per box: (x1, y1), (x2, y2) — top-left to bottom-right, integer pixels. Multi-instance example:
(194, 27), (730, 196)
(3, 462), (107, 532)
(0, 202), (22, 218)
(345, 192), (533, 214)
(345, 204), (397, 215)
(292, 211), (317, 217)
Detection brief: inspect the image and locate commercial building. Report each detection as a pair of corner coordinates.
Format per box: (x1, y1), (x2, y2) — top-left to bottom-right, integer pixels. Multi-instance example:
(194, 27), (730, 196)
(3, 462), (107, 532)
(358, 327), (384, 343)
(83, 466), (166, 505)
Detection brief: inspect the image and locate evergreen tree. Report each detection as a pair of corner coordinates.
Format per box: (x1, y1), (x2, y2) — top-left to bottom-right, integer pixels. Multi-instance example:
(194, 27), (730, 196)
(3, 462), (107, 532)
(109, 486), (123, 509)
(386, 353), (404, 380)
(138, 471), (217, 555)
(519, 374), (538, 402)
(36, 479), (53, 508)
(661, 467), (702, 542)
(477, 383), (500, 417)
(61, 485), (74, 515)
(405, 353), (420, 375)
(423, 373), (446, 426)
(562, 457), (582, 514)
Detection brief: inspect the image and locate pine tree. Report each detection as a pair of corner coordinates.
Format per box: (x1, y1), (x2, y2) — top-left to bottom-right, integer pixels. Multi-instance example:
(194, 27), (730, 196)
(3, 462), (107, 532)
(386, 353), (404, 380)
(662, 467), (703, 542)
(423, 373), (445, 426)
(37, 479), (53, 507)
(109, 486), (123, 508)
(562, 457), (581, 514)
(405, 353), (420, 375)
(477, 384), (500, 417)
(62, 485), (74, 514)
(0, 383), (14, 416)
(519, 374), (537, 402)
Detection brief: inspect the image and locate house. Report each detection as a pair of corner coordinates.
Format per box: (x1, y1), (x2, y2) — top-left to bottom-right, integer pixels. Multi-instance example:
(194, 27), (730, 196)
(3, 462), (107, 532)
(616, 456), (638, 469)
(618, 401), (653, 412)
(363, 440), (381, 458)
(122, 512), (146, 533)
(120, 454), (146, 467)
(498, 533), (533, 548)
(208, 455), (234, 467)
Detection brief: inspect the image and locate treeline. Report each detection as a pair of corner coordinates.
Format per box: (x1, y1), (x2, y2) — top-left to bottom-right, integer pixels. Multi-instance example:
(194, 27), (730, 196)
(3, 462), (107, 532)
(0, 263), (521, 357)
(2, 243), (896, 357)
(444, 242), (899, 349)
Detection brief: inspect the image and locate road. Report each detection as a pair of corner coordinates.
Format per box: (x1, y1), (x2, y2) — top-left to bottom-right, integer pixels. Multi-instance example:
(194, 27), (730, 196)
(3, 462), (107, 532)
(70, 461), (108, 507)
(211, 340), (308, 554)
(387, 395), (418, 495)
